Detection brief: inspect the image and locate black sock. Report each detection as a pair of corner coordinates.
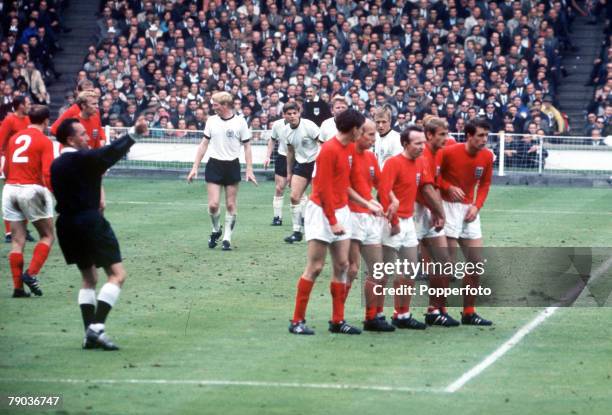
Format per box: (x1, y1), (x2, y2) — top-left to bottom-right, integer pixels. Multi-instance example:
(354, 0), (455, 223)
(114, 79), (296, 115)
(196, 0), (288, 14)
(94, 300), (112, 325)
(80, 304), (95, 330)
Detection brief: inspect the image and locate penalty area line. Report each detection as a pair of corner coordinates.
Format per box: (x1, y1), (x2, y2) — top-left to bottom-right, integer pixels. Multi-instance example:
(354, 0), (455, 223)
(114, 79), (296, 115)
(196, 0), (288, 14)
(0, 378), (445, 394)
(445, 254), (612, 393)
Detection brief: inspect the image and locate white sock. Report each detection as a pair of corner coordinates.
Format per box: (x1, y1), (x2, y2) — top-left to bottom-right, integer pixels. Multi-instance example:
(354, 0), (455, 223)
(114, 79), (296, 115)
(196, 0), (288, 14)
(89, 323), (105, 332)
(98, 282), (121, 307)
(78, 288), (96, 306)
(376, 312), (385, 319)
(223, 214), (236, 242)
(273, 196), (284, 218)
(290, 203), (302, 232)
(209, 208), (221, 233)
(299, 194), (309, 232)
(397, 311), (412, 320)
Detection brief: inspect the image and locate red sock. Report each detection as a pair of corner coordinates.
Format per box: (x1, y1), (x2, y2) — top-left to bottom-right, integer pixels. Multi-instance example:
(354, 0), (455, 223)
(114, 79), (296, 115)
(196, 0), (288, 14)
(393, 306), (409, 318)
(4, 220), (10, 235)
(330, 281), (346, 324)
(365, 306), (377, 321)
(27, 243), (50, 276)
(9, 252), (24, 289)
(463, 306), (476, 315)
(376, 305), (384, 314)
(343, 281), (352, 304)
(292, 276), (314, 323)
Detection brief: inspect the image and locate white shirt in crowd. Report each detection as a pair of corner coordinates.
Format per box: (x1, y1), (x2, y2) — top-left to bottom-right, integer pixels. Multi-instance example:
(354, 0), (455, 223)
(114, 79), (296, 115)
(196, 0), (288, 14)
(283, 118), (321, 163)
(203, 114), (251, 161)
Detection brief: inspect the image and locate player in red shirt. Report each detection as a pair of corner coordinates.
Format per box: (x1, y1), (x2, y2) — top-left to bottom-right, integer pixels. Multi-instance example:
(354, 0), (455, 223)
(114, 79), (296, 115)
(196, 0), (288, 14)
(415, 116), (461, 327)
(289, 109), (368, 335)
(378, 126), (446, 329)
(345, 119), (396, 332)
(51, 91), (106, 149)
(0, 96), (34, 242)
(49, 79), (96, 137)
(437, 118), (493, 326)
(2, 105), (56, 298)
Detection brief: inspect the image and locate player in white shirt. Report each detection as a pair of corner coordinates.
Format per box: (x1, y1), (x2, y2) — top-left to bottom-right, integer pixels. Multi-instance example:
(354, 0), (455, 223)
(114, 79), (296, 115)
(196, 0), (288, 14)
(319, 96), (348, 142)
(264, 116), (289, 226)
(373, 106), (402, 167)
(187, 92), (257, 251)
(282, 102), (321, 243)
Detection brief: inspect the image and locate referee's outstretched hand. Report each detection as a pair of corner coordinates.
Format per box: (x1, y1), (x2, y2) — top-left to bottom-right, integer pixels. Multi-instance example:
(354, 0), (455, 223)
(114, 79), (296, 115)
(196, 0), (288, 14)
(246, 169), (258, 186)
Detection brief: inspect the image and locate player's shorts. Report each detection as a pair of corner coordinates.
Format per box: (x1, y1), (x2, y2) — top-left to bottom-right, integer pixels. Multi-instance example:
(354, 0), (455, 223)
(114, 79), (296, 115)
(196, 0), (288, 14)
(382, 217), (418, 250)
(304, 201), (351, 244)
(414, 202), (445, 240)
(56, 211), (122, 269)
(274, 153), (287, 177)
(442, 201), (482, 240)
(350, 212), (384, 245)
(205, 157), (241, 186)
(292, 160), (315, 180)
(2, 184), (54, 222)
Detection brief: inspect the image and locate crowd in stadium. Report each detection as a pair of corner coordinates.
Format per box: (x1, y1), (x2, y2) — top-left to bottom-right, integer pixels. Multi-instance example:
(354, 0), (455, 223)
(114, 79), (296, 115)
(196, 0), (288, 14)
(0, 0), (70, 114)
(0, 0), (611, 143)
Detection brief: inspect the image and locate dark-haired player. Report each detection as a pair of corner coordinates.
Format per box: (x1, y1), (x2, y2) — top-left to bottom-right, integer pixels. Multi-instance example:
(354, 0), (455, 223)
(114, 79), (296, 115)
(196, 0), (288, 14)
(437, 118), (494, 326)
(289, 109), (369, 335)
(52, 116), (148, 350)
(2, 105), (55, 297)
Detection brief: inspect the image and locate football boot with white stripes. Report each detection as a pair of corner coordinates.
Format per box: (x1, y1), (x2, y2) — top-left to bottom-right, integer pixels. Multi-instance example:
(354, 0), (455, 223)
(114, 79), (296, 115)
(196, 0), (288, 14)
(425, 311), (460, 327)
(288, 320), (314, 335)
(328, 320), (362, 335)
(461, 312), (493, 326)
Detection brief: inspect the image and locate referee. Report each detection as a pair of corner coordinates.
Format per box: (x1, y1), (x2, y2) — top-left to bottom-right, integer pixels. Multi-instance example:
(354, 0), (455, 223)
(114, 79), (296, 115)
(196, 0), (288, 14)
(52, 116), (147, 350)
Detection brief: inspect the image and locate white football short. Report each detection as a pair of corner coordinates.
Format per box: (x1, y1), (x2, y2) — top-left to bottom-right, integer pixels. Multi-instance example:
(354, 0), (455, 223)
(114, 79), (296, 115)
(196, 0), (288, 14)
(382, 217), (418, 250)
(2, 183), (54, 222)
(442, 201), (482, 240)
(350, 212), (384, 245)
(304, 201), (351, 243)
(414, 202), (445, 240)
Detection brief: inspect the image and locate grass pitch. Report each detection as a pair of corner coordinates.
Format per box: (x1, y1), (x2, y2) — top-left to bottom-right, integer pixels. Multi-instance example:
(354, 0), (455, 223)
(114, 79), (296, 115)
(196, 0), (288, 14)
(1, 179), (611, 414)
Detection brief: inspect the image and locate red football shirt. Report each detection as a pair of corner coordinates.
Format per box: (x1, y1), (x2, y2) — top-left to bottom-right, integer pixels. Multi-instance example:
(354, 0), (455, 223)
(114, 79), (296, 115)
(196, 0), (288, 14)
(310, 137), (354, 226)
(50, 104), (106, 148)
(0, 113), (30, 153)
(349, 148), (381, 213)
(4, 127), (55, 189)
(437, 143), (493, 209)
(416, 137), (457, 205)
(378, 154), (433, 225)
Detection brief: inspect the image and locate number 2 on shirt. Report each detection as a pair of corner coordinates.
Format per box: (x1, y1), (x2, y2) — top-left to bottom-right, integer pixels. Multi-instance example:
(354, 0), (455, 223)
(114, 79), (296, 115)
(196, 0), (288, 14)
(12, 135), (31, 163)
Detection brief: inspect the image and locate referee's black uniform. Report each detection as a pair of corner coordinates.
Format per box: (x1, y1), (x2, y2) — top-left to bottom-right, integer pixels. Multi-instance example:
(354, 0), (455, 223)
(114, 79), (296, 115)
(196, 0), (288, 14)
(51, 133), (135, 269)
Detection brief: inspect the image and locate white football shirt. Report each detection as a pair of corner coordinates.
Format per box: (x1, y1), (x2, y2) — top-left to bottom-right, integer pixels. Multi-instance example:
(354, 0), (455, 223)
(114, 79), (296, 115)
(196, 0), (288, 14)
(374, 129), (402, 167)
(203, 114), (251, 161)
(270, 118), (288, 156)
(319, 117), (337, 141)
(283, 118), (320, 163)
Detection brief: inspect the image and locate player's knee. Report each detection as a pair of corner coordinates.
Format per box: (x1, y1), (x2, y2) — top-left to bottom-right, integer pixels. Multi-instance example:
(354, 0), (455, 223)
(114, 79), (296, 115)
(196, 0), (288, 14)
(226, 202), (237, 213)
(275, 183), (285, 195)
(208, 203), (220, 214)
(290, 195), (301, 205)
(110, 269), (127, 286)
(334, 260), (349, 275)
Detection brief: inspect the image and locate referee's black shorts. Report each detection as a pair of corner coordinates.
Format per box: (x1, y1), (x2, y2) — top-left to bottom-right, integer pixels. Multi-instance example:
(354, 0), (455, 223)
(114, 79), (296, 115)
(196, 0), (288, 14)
(274, 153), (287, 177)
(56, 211), (122, 270)
(292, 160), (315, 181)
(205, 157), (241, 186)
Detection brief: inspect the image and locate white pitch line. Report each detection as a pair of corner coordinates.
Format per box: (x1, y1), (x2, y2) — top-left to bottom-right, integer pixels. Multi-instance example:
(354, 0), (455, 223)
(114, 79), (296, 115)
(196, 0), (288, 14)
(444, 306), (559, 393)
(0, 378), (444, 394)
(445, 254), (612, 393)
(106, 200), (612, 216)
